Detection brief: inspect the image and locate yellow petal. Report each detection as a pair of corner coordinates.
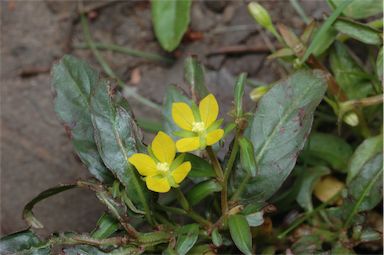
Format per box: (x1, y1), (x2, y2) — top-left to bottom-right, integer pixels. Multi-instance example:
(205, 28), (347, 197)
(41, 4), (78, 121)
(206, 129), (224, 145)
(128, 153), (157, 176)
(146, 176), (171, 193)
(151, 131), (176, 164)
(199, 94), (219, 128)
(176, 137), (200, 152)
(172, 102), (195, 131)
(172, 162), (191, 183)
(314, 176), (344, 205)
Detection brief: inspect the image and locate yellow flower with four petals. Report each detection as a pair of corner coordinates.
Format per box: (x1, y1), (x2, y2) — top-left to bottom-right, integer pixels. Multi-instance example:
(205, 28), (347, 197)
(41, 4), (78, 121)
(172, 94), (224, 152)
(128, 131), (191, 193)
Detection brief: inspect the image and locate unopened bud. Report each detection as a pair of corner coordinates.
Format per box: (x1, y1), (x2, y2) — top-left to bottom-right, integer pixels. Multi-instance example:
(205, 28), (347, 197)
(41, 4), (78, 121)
(250, 86), (270, 102)
(343, 112), (359, 127)
(248, 2), (274, 34)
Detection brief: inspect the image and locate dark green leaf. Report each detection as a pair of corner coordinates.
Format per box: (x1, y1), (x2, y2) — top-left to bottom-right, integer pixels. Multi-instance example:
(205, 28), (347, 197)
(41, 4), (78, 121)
(23, 184), (77, 228)
(245, 211), (264, 227)
(188, 244), (213, 255)
(234, 70), (327, 201)
(238, 137), (257, 177)
(90, 80), (150, 213)
(330, 41), (373, 99)
(328, 0), (383, 19)
(302, 0), (353, 62)
(52, 55), (113, 183)
(302, 132), (353, 172)
(332, 242), (356, 254)
(184, 56), (209, 100)
(91, 213), (119, 239)
(234, 73), (247, 117)
(151, 0), (191, 51)
(347, 134), (383, 183)
(64, 245), (140, 255)
(184, 153), (215, 178)
(163, 85), (192, 138)
(311, 27), (338, 57)
(211, 229), (223, 247)
(228, 214), (252, 255)
(377, 47), (383, 81)
(186, 180), (222, 206)
(175, 224), (199, 255)
(296, 166), (331, 211)
(334, 17), (382, 45)
(0, 230), (50, 255)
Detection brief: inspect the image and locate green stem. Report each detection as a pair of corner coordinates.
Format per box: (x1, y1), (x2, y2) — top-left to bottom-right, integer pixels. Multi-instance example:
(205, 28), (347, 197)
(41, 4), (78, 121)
(75, 42), (174, 64)
(289, 0), (310, 24)
(206, 146), (227, 215)
(80, 14), (162, 112)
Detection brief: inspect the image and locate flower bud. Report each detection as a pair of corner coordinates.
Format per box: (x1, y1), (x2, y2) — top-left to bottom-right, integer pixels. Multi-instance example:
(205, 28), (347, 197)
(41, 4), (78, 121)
(343, 112), (359, 127)
(250, 85), (270, 102)
(248, 2), (274, 34)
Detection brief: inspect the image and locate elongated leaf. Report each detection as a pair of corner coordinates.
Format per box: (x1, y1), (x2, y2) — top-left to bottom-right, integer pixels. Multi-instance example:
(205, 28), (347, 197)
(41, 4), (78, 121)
(234, 70), (327, 201)
(90, 80), (150, 213)
(151, 0), (191, 51)
(23, 184), (77, 228)
(0, 230), (50, 255)
(64, 245), (140, 255)
(184, 56), (209, 100)
(330, 41), (373, 99)
(239, 137), (257, 177)
(228, 214), (252, 255)
(234, 73), (247, 117)
(347, 134), (383, 183)
(184, 153), (215, 178)
(377, 47), (383, 81)
(163, 85), (192, 138)
(91, 213), (119, 239)
(186, 180), (222, 206)
(328, 0), (383, 19)
(301, 132), (353, 172)
(211, 229), (223, 247)
(334, 17), (382, 45)
(175, 224), (199, 255)
(52, 55), (113, 183)
(296, 166), (331, 211)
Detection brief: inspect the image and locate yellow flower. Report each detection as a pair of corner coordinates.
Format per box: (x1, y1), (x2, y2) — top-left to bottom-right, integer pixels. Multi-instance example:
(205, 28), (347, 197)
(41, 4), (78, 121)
(172, 94), (224, 152)
(128, 131), (191, 193)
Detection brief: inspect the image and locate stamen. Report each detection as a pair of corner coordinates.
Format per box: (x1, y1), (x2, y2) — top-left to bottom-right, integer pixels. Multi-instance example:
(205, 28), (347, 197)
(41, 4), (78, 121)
(156, 162), (169, 172)
(192, 122), (205, 133)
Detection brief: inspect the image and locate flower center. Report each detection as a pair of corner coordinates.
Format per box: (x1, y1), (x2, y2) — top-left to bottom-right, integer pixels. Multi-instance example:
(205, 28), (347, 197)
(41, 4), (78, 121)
(192, 121), (205, 133)
(156, 162), (170, 172)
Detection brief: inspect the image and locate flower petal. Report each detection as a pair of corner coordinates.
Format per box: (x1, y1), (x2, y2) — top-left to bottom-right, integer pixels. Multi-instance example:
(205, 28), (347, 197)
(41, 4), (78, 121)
(128, 153), (157, 176)
(151, 131), (175, 164)
(206, 129), (224, 146)
(172, 102), (195, 131)
(176, 137), (201, 152)
(199, 94), (219, 128)
(171, 161), (191, 184)
(146, 176), (171, 193)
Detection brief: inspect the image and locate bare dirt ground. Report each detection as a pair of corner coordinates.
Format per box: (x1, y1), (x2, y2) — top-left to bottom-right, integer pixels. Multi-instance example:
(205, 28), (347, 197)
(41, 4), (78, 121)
(0, 0), (328, 237)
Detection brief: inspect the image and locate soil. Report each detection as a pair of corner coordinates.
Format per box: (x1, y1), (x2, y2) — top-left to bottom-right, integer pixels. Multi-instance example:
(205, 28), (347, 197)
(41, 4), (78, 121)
(0, 0), (329, 237)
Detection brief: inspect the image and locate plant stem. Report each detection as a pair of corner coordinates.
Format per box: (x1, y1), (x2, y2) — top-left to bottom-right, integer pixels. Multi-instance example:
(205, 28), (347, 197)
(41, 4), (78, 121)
(206, 146), (227, 215)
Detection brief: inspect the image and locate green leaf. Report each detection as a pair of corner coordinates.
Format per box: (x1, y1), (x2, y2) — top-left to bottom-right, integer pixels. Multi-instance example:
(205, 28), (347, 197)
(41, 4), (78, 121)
(238, 137), (257, 177)
(302, 0), (353, 62)
(163, 85), (192, 138)
(184, 56), (209, 100)
(0, 230), (50, 255)
(186, 180), (222, 206)
(211, 229), (223, 247)
(330, 41), (373, 99)
(377, 47), (383, 81)
(234, 70), (327, 201)
(175, 224), (199, 255)
(228, 214), (252, 255)
(311, 27), (338, 57)
(234, 73), (247, 117)
(184, 153), (215, 178)
(23, 184), (77, 228)
(302, 132), (353, 172)
(52, 55), (113, 183)
(64, 245), (140, 255)
(334, 17), (382, 45)
(151, 0), (191, 51)
(296, 166), (331, 211)
(347, 134), (383, 183)
(245, 211), (264, 227)
(90, 80), (150, 214)
(91, 213), (119, 239)
(328, 0), (383, 19)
